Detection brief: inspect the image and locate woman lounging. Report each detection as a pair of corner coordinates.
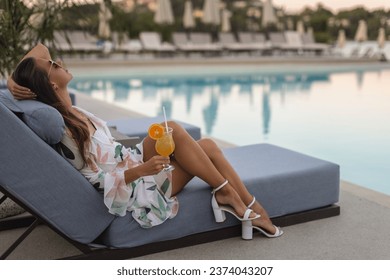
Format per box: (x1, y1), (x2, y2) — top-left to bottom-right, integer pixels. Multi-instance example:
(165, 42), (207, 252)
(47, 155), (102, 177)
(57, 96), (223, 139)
(8, 43), (283, 238)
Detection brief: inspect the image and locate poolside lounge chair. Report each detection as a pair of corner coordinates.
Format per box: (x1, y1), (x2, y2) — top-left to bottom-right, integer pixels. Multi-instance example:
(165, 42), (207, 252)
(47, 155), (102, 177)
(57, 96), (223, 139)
(52, 31), (72, 52)
(238, 32), (271, 54)
(379, 43), (389, 61)
(139, 32), (176, 55)
(53, 31), (104, 54)
(332, 41), (359, 58)
(359, 45), (373, 58)
(268, 32), (288, 50)
(1, 91), (340, 259)
(282, 31), (304, 53)
(172, 32), (200, 55)
(112, 32), (142, 54)
(188, 32), (222, 55)
(218, 32), (253, 53)
(357, 41), (385, 59)
(301, 32), (330, 55)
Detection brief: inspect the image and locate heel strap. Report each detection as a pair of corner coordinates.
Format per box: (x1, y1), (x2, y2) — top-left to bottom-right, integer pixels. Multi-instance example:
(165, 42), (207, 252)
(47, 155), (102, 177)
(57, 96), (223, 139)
(247, 196), (256, 209)
(243, 208), (260, 220)
(211, 180), (229, 194)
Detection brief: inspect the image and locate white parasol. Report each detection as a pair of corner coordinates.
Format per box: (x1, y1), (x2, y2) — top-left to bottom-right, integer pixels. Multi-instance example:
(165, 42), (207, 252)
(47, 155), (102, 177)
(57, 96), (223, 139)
(354, 20), (368, 42)
(337, 29), (346, 48)
(262, 0), (277, 27)
(154, 0), (174, 25)
(183, 0), (195, 29)
(202, 0), (221, 25)
(377, 27), (386, 49)
(221, 8), (232, 32)
(98, 1), (112, 39)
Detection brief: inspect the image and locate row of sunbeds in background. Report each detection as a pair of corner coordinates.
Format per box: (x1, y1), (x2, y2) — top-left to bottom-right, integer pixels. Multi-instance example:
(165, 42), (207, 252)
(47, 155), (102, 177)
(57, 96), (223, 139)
(333, 41), (389, 60)
(50, 30), (389, 60)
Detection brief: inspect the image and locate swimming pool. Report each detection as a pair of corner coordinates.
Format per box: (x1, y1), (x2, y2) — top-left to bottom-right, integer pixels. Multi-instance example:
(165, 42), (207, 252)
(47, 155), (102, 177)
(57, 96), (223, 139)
(70, 62), (390, 195)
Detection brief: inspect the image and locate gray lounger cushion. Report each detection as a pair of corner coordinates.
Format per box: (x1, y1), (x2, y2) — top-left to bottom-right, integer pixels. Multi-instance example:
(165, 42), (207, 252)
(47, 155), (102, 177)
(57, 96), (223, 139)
(0, 89), (65, 145)
(108, 116), (202, 141)
(99, 144), (339, 248)
(0, 101), (339, 249)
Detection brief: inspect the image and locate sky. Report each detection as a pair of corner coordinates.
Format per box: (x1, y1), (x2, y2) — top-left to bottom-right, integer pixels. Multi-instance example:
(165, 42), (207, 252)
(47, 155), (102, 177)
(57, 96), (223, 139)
(272, 0), (390, 13)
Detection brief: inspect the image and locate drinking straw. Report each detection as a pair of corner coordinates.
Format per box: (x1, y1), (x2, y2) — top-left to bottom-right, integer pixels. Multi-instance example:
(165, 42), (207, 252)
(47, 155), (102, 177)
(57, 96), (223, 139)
(162, 106), (169, 132)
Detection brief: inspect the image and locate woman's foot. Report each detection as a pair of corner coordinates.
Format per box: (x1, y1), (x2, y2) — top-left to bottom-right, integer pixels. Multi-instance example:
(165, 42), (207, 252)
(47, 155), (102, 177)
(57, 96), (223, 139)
(252, 217), (278, 235)
(246, 197), (283, 237)
(211, 180), (260, 240)
(214, 182), (259, 220)
(253, 224), (283, 238)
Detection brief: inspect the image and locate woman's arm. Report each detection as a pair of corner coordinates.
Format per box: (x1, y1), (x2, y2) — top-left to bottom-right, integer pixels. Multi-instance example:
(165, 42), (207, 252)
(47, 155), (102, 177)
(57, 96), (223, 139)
(7, 77), (36, 99)
(8, 43), (51, 99)
(21, 43), (52, 61)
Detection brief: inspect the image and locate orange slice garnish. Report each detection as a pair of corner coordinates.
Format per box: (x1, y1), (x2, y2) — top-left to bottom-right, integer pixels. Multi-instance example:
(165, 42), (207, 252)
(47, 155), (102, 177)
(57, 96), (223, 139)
(148, 123), (165, 140)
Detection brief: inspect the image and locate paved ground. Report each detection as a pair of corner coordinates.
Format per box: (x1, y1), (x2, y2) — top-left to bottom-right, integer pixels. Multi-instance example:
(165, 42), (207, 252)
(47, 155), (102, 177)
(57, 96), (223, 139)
(1, 180), (389, 260)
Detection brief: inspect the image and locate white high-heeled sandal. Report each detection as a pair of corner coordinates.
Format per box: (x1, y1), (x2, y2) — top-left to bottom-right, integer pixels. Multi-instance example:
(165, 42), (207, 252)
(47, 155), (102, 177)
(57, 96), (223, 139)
(252, 225), (283, 238)
(211, 180), (260, 240)
(246, 196), (284, 238)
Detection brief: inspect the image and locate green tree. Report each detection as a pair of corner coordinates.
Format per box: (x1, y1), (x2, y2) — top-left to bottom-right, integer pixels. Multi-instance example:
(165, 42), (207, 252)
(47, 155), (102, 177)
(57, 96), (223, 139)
(307, 4), (334, 43)
(0, 0), (70, 78)
(0, 0), (33, 77)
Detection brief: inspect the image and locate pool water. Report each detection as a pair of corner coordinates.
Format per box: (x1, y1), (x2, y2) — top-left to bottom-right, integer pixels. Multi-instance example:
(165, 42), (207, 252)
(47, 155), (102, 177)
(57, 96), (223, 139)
(70, 63), (390, 195)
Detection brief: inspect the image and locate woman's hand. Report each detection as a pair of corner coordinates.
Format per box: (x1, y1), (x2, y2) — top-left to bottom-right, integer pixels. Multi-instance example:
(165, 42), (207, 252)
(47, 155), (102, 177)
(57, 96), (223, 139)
(7, 43), (51, 100)
(124, 155), (170, 184)
(7, 77), (36, 100)
(140, 155), (170, 176)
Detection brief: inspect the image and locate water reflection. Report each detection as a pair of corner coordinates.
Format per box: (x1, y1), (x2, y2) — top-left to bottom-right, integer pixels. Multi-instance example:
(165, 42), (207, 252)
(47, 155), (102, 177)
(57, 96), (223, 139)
(262, 91), (271, 136)
(70, 71), (333, 138)
(203, 90), (219, 135)
(70, 66), (390, 196)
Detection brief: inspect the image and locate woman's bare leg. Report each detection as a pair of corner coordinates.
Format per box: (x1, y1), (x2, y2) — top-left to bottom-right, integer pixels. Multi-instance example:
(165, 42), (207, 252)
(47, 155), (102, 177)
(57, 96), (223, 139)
(197, 138), (277, 234)
(142, 121), (254, 219)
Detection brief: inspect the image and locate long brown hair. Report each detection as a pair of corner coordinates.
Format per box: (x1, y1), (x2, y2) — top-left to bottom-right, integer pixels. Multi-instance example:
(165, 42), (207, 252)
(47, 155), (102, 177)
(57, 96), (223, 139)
(12, 57), (90, 164)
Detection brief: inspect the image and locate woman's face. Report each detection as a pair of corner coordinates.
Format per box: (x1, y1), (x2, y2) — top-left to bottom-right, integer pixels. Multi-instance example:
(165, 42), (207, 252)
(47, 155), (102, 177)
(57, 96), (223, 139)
(36, 58), (73, 88)
(35, 57), (73, 106)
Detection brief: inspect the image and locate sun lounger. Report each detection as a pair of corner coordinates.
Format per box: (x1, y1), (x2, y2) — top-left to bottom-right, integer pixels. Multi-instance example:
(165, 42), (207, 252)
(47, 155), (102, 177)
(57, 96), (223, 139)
(139, 32), (176, 54)
(237, 32), (271, 53)
(332, 41), (359, 57)
(301, 33), (330, 55)
(172, 32), (198, 54)
(268, 32), (289, 50)
(332, 41), (380, 59)
(0, 96), (340, 259)
(188, 32), (222, 54)
(218, 32), (253, 52)
(52, 31), (72, 52)
(112, 32), (142, 54)
(273, 31), (328, 55)
(356, 41), (384, 58)
(379, 43), (389, 61)
(53, 31), (104, 53)
(282, 31), (304, 53)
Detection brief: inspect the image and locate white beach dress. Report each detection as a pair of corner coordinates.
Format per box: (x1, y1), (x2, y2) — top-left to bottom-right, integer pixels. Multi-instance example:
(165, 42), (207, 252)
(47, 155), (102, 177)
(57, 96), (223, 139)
(59, 107), (178, 228)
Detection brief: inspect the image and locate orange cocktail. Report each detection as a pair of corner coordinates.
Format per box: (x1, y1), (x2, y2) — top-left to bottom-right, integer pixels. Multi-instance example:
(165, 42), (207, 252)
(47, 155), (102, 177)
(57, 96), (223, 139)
(148, 124), (175, 171)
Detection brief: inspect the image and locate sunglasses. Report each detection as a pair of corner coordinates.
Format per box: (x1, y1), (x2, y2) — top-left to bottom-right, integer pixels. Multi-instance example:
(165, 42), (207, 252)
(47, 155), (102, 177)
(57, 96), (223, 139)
(47, 59), (65, 77)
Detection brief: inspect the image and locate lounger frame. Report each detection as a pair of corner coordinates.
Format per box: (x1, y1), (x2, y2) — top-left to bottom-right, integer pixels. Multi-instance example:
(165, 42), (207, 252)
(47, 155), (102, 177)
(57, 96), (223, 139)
(0, 184), (339, 260)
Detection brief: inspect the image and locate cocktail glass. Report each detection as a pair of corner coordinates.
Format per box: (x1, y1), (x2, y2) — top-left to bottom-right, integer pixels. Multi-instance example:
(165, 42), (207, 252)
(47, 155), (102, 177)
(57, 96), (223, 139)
(155, 127), (175, 172)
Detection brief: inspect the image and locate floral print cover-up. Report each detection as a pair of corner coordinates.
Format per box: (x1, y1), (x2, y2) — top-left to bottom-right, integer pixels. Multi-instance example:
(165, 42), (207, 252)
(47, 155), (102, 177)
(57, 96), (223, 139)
(59, 107), (178, 228)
